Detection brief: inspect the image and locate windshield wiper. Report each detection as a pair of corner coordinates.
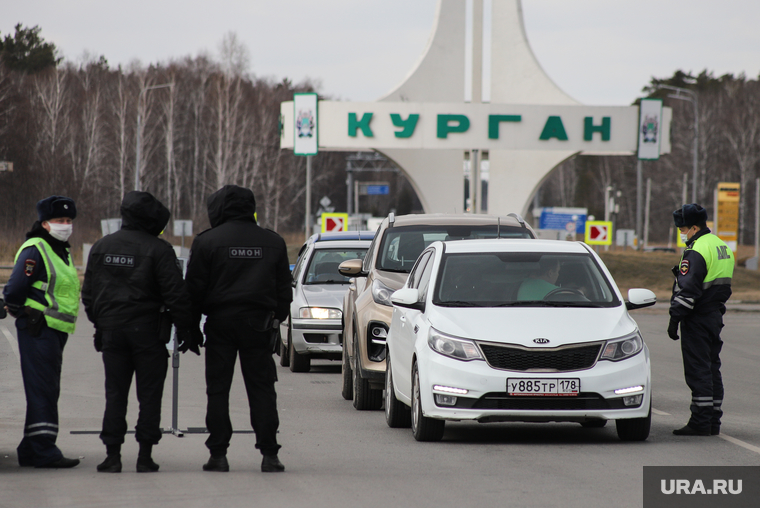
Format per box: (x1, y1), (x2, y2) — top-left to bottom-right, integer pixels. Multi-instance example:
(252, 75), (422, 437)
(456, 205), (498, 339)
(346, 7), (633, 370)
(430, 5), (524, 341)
(379, 268), (410, 274)
(436, 301), (482, 307)
(304, 280), (350, 285)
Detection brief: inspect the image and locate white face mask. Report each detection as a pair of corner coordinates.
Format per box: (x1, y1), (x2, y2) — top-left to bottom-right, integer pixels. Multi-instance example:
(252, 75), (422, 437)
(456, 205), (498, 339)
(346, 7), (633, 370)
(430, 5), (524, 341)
(680, 233), (689, 244)
(47, 223), (73, 242)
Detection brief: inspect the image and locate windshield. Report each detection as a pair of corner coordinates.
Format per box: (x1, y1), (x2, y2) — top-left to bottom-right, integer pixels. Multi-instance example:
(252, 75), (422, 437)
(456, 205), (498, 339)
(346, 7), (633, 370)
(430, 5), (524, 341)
(377, 224), (532, 273)
(433, 252), (619, 307)
(303, 247), (367, 285)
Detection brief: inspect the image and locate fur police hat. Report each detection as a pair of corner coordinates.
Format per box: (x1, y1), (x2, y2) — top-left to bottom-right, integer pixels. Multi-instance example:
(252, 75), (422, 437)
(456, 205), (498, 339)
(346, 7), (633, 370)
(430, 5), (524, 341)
(673, 203), (707, 228)
(37, 196), (77, 222)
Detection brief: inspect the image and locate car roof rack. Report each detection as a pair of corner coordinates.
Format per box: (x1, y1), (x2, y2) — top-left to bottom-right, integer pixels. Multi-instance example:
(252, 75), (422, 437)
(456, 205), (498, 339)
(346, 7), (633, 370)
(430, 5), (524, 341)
(507, 212), (527, 228)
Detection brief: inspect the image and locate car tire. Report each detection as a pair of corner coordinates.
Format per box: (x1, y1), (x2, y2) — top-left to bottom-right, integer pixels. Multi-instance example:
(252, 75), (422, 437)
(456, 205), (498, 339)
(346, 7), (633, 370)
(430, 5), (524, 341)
(288, 324), (310, 373)
(580, 420), (607, 428)
(279, 325), (290, 367)
(352, 331), (382, 410)
(411, 362), (444, 441)
(615, 398), (651, 441)
(385, 354), (411, 428)
(341, 335), (353, 401)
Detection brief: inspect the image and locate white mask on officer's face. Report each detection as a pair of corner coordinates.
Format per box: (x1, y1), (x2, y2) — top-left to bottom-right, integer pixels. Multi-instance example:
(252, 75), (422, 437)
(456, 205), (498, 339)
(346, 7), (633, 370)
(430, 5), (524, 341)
(47, 223), (73, 242)
(680, 233), (689, 244)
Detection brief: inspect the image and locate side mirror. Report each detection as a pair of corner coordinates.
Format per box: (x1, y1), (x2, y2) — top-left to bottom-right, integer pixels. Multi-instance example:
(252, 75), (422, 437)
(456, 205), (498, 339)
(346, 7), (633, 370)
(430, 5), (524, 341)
(391, 288), (425, 311)
(626, 288), (656, 310)
(339, 258), (366, 277)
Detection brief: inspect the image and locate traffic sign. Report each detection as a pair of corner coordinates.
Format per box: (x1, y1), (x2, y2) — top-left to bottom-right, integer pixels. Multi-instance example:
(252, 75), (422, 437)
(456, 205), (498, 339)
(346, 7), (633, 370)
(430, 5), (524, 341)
(585, 221), (612, 245)
(321, 213), (349, 233)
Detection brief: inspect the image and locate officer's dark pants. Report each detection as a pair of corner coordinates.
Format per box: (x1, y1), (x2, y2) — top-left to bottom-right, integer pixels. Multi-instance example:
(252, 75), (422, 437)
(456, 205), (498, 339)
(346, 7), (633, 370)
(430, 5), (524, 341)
(680, 310), (724, 432)
(16, 319), (68, 467)
(204, 323), (280, 457)
(100, 322), (168, 447)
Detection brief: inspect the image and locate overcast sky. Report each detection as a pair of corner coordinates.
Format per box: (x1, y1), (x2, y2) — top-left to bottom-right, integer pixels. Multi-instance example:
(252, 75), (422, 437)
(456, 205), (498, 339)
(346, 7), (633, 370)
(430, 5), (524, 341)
(3, 0), (759, 106)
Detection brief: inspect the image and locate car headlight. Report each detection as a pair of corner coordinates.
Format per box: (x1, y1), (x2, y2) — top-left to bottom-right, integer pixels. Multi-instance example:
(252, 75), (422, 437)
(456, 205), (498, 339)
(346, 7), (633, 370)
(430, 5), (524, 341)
(428, 328), (483, 361)
(371, 279), (395, 307)
(299, 307), (342, 319)
(600, 331), (643, 361)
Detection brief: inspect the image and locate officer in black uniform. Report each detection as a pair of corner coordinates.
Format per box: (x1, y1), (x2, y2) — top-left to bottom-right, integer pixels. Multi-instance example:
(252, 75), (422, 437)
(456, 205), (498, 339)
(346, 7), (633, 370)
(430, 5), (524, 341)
(185, 185), (291, 473)
(82, 191), (197, 472)
(3, 196), (81, 468)
(668, 204), (735, 436)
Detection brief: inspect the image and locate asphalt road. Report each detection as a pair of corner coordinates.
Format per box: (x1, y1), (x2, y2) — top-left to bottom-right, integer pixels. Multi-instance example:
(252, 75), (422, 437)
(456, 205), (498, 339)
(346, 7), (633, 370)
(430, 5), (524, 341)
(0, 307), (758, 508)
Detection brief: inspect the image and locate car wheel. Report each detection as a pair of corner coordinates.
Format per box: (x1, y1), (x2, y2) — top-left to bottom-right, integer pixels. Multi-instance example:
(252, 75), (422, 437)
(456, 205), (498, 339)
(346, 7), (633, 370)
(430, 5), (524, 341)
(580, 420), (607, 428)
(615, 398), (651, 441)
(341, 335), (353, 401)
(352, 331), (382, 410)
(288, 324), (310, 373)
(279, 325), (290, 367)
(385, 353), (411, 428)
(411, 362), (444, 441)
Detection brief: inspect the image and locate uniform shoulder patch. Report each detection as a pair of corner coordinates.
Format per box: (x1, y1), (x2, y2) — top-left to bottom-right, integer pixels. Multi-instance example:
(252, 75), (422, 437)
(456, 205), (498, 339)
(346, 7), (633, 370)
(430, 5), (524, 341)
(24, 259), (36, 277)
(679, 259), (690, 275)
(229, 247), (262, 259)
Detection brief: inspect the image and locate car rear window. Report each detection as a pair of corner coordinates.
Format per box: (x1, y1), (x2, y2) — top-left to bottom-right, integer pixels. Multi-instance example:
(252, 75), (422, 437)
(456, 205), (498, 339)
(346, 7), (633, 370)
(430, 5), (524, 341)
(377, 224), (531, 273)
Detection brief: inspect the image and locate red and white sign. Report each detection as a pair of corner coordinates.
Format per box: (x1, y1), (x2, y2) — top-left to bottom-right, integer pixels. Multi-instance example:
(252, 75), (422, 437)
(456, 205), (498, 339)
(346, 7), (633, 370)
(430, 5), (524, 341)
(321, 213), (349, 233)
(584, 221), (612, 245)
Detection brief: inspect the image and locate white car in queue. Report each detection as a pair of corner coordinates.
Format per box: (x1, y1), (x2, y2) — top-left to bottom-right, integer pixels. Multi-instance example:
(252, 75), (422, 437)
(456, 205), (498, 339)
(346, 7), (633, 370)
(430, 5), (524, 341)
(385, 239), (656, 442)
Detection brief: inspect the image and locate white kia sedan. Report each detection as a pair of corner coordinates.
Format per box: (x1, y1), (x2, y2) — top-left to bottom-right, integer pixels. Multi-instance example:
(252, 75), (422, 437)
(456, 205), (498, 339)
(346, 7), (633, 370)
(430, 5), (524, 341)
(385, 239), (656, 442)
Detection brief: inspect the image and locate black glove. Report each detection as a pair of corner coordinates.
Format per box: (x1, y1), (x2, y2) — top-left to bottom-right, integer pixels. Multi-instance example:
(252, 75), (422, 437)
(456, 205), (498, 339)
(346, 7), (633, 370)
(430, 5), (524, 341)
(177, 328), (202, 355)
(93, 329), (103, 352)
(0, 299), (7, 320)
(667, 319), (680, 341)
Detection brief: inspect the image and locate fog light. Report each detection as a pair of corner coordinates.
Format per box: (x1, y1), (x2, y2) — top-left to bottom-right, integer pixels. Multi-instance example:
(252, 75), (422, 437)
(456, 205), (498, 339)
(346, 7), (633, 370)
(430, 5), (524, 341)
(435, 394), (457, 406)
(622, 394), (644, 407)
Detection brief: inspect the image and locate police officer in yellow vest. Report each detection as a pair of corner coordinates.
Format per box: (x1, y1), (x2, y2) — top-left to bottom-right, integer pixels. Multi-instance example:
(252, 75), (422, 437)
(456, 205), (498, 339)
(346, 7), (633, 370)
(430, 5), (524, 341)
(2, 196), (81, 468)
(668, 203), (734, 437)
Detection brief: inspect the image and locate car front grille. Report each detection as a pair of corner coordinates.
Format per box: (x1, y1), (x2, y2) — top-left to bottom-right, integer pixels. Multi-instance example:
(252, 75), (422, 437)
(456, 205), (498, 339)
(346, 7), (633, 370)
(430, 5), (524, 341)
(479, 342), (603, 372)
(471, 392), (627, 410)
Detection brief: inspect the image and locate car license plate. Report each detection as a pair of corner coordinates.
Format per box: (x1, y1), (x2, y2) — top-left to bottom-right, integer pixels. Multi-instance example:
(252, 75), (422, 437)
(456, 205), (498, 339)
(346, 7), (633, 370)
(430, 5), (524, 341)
(507, 378), (580, 396)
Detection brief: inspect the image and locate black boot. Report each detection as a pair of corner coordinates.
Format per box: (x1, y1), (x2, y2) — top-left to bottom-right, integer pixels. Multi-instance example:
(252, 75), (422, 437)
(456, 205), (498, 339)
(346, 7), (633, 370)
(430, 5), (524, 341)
(203, 455), (229, 472)
(36, 457), (80, 469)
(136, 442), (159, 472)
(261, 454), (285, 473)
(97, 454), (122, 473)
(673, 424), (710, 436)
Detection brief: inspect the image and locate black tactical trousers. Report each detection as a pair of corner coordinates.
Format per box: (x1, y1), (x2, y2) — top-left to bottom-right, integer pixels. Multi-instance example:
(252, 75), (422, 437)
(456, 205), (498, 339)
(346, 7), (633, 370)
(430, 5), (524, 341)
(204, 322), (280, 457)
(100, 322), (168, 446)
(680, 310), (724, 432)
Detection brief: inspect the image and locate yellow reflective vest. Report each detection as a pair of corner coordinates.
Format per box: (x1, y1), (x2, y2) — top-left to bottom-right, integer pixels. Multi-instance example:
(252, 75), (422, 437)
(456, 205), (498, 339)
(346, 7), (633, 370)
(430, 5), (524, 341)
(14, 237), (80, 334)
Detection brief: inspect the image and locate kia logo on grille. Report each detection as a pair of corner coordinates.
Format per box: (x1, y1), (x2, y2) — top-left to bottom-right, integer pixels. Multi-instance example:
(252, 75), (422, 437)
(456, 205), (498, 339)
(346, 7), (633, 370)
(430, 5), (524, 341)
(533, 338), (550, 344)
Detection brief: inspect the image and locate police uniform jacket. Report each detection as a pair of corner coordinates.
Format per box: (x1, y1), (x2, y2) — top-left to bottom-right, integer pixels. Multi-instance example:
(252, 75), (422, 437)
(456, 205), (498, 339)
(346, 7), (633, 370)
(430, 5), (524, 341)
(185, 185), (292, 325)
(670, 228), (734, 323)
(3, 223), (74, 318)
(81, 192), (193, 331)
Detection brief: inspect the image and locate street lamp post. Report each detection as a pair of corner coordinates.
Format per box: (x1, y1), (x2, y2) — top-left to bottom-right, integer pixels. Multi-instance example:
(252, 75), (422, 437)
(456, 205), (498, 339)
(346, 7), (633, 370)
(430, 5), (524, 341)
(135, 83), (174, 192)
(656, 84), (699, 204)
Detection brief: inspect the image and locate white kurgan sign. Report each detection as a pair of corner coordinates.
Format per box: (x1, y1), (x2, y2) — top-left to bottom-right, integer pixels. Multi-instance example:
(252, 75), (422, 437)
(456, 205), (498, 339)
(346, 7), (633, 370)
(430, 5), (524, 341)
(293, 92), (318, 156)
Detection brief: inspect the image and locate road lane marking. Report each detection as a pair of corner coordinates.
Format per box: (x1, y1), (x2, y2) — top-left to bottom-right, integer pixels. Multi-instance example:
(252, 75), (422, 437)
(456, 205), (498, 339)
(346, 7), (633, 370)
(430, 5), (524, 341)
(655, 406), (760, 456)
(719, 434), (760, 456)
(0, 323), (19, 361)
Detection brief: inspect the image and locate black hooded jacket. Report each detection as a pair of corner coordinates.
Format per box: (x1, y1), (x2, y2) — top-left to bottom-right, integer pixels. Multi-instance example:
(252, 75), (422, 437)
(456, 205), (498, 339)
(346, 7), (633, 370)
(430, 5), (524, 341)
(81, 191), (193, 331)
(185, 185), (292, 324)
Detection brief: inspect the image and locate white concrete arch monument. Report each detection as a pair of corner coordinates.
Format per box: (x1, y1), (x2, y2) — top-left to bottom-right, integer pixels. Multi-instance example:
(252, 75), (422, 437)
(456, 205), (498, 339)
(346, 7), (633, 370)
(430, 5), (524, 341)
(281, 0), (671, 217)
